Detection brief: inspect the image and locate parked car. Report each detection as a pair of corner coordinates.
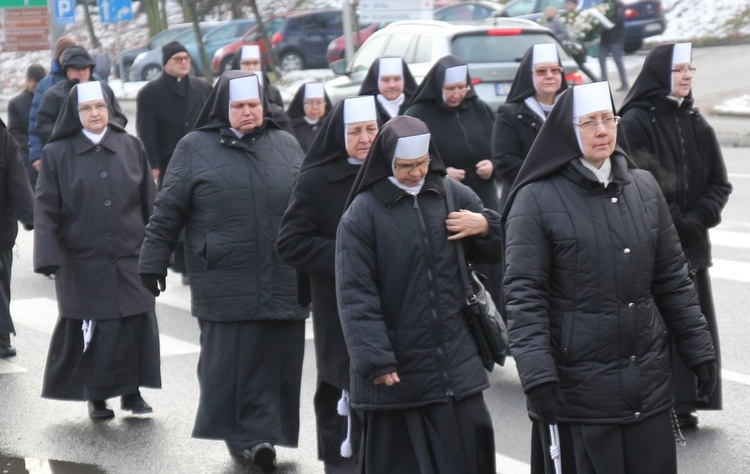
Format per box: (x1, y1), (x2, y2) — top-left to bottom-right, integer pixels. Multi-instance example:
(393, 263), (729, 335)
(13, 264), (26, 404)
(326, 22), (383, 65)
(186, 18), (256, 76)
(129, 22), (220, 81)
(433, 1), (504, 21)
(325, 18), (583, 110)
(212, 15), (286, 74)
(496, 0), (666, 53)
(114, 24), (193, 80)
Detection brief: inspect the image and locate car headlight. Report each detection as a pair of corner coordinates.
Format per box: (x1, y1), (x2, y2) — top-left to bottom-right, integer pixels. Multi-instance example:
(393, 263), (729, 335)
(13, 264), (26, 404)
(214, 47), (223, 59)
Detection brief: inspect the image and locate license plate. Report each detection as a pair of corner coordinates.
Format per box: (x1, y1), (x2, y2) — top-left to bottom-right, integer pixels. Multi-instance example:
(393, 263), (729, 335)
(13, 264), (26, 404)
(645, 23), (663, 33)
(494, 82), (510, 96)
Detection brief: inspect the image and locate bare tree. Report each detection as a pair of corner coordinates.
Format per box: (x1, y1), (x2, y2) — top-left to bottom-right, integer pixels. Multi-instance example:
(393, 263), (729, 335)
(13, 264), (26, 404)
(82, 1), (100, 48)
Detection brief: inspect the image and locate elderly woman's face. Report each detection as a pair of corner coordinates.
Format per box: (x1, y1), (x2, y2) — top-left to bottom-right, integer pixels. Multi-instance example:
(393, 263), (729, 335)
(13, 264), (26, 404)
(78, 99), (109, 134)
(443, 80), (468, 107)
(229, 98), (264, 133)
(393, 153), (430, 186)
(533, 61), (563, 98)
(345, 120), (378, 161)
(671, 62), (694, 98)
(576, 110), (617, 167)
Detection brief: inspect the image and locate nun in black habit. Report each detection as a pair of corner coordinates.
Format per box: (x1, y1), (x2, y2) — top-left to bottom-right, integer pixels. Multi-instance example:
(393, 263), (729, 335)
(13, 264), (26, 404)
(138, 71), (307, 473)
(34, 81), (160, 420)
(502, 82), (716, 474)
(278, 95), (379, 473)
(357, 56), (418, 124)
(336, 115), (502, 474)
(285, 81), (333, 153)
(620, 42), (730, 428)
(491, 43), (569, 204)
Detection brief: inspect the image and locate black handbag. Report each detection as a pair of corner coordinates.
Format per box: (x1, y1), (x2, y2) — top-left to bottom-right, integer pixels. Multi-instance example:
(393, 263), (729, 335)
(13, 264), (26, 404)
(444, 177), (508, 371)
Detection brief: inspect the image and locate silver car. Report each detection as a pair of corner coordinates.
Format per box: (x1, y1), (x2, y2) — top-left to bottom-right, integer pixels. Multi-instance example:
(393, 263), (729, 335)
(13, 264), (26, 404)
(325, 18), (582, 109)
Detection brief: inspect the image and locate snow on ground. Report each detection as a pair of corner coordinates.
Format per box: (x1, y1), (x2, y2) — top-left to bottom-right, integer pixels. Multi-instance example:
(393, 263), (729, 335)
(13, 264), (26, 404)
(1, 0), (748, 114)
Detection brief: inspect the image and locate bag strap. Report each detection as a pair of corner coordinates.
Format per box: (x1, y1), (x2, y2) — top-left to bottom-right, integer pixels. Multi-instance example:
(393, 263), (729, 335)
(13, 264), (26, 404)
(444, 177), (475, 301)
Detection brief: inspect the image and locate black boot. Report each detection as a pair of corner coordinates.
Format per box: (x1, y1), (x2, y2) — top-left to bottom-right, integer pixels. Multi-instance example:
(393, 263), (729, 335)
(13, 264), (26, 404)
(121, 391), (153, 414)
(88, 400), (115, 419)
(0, 333), (16, 358)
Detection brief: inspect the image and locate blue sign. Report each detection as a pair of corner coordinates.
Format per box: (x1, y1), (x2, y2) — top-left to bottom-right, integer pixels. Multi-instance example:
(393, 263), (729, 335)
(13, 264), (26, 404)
(97, 0), (132, 23)
(54, 0), (75, 25)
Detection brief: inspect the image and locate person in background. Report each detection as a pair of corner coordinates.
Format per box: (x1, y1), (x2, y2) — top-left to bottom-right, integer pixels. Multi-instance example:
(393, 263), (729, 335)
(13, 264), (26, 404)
(336, 115), (501, 473)
(620, 42), (730, 429)
(492, 43), (568, 205)
(358, 56), (418, 124)
(540, 6), (570, 42)
(599, 0), (629, 91)
(285, 82), (332, 153)
(278, 95), (380, 473)
(0, 114), (34, 358)
(8, 64), (46, 187)
(28, 36), (75, 174)
(34, 81), (160, 420)
(138, 71), (307, 473)
(91, 44), (112, 83)
(232, 45), (285, 108)
(503, 81), (716, 473)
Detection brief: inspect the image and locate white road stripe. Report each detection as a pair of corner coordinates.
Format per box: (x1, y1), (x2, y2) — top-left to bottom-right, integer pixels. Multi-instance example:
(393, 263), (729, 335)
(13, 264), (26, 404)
(710, 229), (750, 249)
(722, 369), (750, 386)
(0, 359), (27, 374)
(711, 259), (750, 282)
(727, 173), (750, 179)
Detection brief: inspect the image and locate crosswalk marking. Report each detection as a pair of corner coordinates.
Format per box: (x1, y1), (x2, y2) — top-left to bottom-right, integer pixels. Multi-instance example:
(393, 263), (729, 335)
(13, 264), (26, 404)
(710, 229), (750, 249)
(711, 259), (750, 282)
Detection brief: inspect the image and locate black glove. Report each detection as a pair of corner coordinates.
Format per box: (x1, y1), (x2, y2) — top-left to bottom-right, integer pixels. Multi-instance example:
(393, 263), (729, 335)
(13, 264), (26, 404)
(694, 361), (717, 399)
(37, 265), (60, 277)
(525, 382), (566, 424)
(141, 273), (166, 297)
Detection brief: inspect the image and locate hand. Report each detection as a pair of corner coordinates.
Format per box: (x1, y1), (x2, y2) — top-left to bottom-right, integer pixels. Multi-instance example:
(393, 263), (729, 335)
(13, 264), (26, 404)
(475, 159), (494, 180)
(446, 167), (466, 182)
(37, 265), (59, 278)
(141, 273), (166, 297)
(694, 361), (717, 399)
(151, 168), (160, 181)
(373, 372), (400, 386)
(32, 159), (42, 171)
(525, 382), (566, 424)
(446, 210), (489, 240)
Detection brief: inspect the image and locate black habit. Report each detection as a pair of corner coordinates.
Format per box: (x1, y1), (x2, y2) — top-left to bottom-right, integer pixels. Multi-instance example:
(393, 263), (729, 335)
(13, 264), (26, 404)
(357, 56), (418, 124)
(285, 82), (333, 154)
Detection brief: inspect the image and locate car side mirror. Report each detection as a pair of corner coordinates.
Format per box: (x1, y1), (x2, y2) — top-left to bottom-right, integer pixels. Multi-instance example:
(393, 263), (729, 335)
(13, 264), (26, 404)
(330, 58), (348, 76)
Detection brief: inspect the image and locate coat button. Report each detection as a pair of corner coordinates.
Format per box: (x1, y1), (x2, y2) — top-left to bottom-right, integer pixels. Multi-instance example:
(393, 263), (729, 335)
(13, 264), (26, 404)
(630, 355), (636, 361)
(611, 197), (618, 203)
(95, 145), (101, 152)
(623, 248), (630, 254)
(628, 302), (635, 308)
(100, 171), (107, 178)
(634, 412), (641, 418)
(104, 199), (111, 206)
(107, 231), (113, 236)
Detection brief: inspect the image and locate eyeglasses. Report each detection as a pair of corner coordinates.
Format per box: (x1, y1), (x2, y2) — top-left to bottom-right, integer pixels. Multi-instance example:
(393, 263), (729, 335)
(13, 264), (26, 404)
(170, 55), (191, 64)
(394, 158), (431, 172)
(78, 103), (108, 115)
(573, 116), (620, 131)
(533, 67), (564, 77)
(671, 66), (696, 76)
(443, 84), (470, 93)
(304, 100), (325, 107)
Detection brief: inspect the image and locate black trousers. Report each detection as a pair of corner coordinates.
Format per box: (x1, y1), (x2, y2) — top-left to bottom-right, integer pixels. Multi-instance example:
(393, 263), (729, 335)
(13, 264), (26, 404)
(0, 249), (15, 336)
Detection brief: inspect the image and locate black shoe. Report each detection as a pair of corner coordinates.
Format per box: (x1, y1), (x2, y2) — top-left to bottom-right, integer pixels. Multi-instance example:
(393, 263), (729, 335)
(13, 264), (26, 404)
(0, 345), (16, 358)
(677, 413), (699, 429)
(250, 443), (276, 473)
(88, 400), (115, 420)
(120, 392), (153, 414)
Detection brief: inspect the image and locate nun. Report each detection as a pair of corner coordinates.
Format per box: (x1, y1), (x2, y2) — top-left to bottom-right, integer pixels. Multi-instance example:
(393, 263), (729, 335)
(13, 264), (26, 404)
(232, 44), (284, 107)
(277, 95), (379, 473)
(138, 71), (307, 473)
(357, 56), (418, 124)
(34, 81), (160, 420)
(285, 82), (332, 153)
(502, 82), (717, 474)
(335, 115), (502, 474)
(491, 43), (569, 204)
(620, 42), (730, 429)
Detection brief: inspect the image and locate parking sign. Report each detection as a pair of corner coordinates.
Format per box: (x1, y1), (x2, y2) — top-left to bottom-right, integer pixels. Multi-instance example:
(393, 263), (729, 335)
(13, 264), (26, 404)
(54, 0), (75, 25)
(97, 0), (132, 23)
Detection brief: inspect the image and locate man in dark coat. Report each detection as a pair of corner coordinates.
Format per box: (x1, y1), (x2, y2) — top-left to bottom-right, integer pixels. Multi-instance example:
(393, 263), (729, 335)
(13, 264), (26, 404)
(503, 81), (716, 473)
(0, 117), (34, 358)
(598, 0), (629, 91)
(357, 56), (418, 124)
(285, 82), (332, 153)
(138, 71), (307, 473)
(136, 40), (212, 185)
(34, 81), (160, 420)
(277, 95), (379, 473)
(28, 36), (75, 175)
(620, 42), (731, 429)
(8, 64), (46, 186)
(492, 43), (568, 205)
(336, 115), (502, 473)
(36, 46), (128, 153)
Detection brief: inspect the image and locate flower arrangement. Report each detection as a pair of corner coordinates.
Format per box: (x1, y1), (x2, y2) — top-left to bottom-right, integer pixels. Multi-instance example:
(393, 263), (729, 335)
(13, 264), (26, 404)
(565, 2), (615, 45)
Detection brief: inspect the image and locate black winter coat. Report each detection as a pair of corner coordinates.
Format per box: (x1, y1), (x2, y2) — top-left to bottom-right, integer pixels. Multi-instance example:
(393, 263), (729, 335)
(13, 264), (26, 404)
(36, 79), (127, 148)
(491, 101), (544, 202)
(0, 124), (33, 250)
(336, 174), (503, 410)
(504, 155), (715, 424)
(7, 90), (32, 161)
(288, 117), (321, 154)
(139, 126), (307, 323)
(135, 73), (212, 175)
(277, 158), (359, 388)
(620, 96), (731, 269)
(405, 99), (500, 212)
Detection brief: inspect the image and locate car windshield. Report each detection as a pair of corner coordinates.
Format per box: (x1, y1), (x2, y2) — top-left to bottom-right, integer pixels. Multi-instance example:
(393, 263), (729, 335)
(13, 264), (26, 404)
(150, 27), (192, 48)
(451, 32), (571, 63)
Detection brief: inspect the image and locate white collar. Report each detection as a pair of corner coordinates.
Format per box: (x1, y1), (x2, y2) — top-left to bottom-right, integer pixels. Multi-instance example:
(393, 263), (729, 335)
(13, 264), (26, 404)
(387, 176), (424, 195)
(303, 116), (320, 125)
(579, 157), (612, 186)
(82, 127), (107, 145)
(376, 93), (405, 118)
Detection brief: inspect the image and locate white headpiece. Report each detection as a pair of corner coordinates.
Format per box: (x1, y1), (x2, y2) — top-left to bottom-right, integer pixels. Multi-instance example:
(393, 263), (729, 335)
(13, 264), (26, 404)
(393, 133), (430, 161)
(343, 96), (377, 124)
(304, 82), (325, 100)
(573, 81), (612, 119)
(229, 75), (260, 103)
(672, 43), (692, 67)
(443, 65), (468, 85)
(241, 45), (261, 60)
(77, 81), (104, 104)
(378, 57), (403, 81)
(532, 43), (559, 67)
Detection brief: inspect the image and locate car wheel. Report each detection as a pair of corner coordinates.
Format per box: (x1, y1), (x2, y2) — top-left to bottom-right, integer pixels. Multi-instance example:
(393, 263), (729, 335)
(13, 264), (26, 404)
(280, 51), (305, 72)
(221, 56), (234, 72)
(624, 38), (643, 54)
(142, 65), (162, 81)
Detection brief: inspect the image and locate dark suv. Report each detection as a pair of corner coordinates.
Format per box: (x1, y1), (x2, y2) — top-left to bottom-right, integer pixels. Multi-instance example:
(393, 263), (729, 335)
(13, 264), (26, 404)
(272, 9), (344, 71)
(497, 0), (666, 52)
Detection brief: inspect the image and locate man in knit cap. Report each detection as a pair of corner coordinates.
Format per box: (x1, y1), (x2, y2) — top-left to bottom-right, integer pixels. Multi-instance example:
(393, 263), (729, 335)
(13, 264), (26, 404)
(8, 63), (46, 186)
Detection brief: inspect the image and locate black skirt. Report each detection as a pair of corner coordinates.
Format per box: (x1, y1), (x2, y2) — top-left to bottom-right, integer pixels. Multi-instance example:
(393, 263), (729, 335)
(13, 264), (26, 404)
(359, 393), (495, 474)
(530, 410), (677, 474)
(42, 312), (161, 401)
(192, 319), (305, 451)
(0, 249), (15, 335)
